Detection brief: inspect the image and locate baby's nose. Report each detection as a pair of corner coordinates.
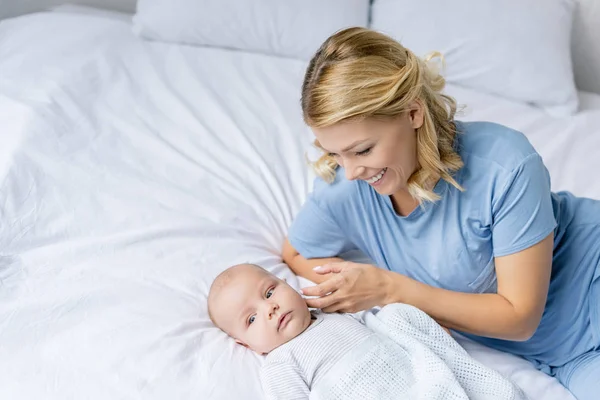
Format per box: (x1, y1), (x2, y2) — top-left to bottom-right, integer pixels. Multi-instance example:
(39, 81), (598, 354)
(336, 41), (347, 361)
(267, 302), (279, 318)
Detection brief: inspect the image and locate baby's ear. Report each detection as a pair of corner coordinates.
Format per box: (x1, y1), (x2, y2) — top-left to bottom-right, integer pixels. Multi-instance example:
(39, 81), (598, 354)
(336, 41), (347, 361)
(235, 339), (249, 349)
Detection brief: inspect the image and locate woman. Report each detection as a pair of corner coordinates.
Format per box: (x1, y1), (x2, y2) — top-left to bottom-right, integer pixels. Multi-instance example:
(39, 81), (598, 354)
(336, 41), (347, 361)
(282, 27), (599, 400)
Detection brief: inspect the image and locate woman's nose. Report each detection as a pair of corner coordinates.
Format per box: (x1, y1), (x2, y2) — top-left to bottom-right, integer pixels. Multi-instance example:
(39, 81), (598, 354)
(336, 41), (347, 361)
(345, 162), (365, 181)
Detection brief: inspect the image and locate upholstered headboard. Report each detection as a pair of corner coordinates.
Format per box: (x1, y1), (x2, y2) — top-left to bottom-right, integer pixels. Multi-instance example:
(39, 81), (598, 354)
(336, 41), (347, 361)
(572, 0), (600, 94)
(1, 0), (599, 94)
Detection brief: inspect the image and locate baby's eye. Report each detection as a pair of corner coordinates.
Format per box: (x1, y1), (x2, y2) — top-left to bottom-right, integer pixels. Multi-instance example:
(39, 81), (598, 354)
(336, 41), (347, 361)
(248, 315), (256, 325)
(266, 288), (274, 298)
(356, 147), (372, 156)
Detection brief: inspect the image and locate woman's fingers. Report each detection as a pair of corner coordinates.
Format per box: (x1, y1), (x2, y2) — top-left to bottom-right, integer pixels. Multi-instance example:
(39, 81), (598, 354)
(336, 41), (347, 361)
(301, 276), (340, 297)
(312, 265), (333, 275)
(305, 293), (338, 309)
(312, 262), (349, 275)
(322, 302), (345, 313)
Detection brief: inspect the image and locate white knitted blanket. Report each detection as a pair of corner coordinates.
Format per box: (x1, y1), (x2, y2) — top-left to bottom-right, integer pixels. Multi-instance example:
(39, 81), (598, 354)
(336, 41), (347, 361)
(310, 304), (527, 400)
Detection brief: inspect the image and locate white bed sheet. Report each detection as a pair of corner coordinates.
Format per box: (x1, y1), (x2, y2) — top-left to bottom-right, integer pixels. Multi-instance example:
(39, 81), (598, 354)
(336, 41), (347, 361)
(2, 9), (598, 400)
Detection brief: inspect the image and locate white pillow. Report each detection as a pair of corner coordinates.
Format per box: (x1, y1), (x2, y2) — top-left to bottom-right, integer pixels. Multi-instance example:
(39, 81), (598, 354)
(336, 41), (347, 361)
(133, 0), (370, 60)
(370, 0), (579, 116)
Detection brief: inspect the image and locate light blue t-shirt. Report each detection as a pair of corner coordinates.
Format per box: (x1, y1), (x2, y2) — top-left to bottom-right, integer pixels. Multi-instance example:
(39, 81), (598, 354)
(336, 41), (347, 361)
(288, 121), (600, 369)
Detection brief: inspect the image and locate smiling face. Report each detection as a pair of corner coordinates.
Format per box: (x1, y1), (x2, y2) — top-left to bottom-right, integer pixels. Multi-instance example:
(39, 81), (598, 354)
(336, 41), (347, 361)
(209, 264), (312, 355)
(312, 107), (424, 196)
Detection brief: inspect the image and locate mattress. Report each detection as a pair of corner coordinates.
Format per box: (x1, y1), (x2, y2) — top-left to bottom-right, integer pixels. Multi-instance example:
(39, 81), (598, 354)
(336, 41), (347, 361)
(2, 8), (598, 400)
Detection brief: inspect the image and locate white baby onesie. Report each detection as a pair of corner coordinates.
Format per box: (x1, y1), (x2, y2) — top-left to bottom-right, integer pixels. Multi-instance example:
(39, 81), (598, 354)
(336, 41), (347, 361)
(259, 311), (374, 400)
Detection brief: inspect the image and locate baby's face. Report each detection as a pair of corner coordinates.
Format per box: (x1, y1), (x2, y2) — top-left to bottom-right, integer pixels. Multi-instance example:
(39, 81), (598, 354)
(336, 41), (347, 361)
(212, 265), (312, 354)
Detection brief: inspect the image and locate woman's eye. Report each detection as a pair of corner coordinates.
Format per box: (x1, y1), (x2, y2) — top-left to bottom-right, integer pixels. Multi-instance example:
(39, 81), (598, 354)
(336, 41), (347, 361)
(356, 147), (372, 156)
(327, 152), (338, 158)
(266, 288), (274, 298)
(249, 315), (256, 324)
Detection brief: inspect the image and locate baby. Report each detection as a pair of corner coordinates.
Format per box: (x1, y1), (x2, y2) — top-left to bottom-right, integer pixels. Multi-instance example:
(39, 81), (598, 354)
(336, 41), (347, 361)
(208, 263), (527, 400)
(208, 263), (313, 355)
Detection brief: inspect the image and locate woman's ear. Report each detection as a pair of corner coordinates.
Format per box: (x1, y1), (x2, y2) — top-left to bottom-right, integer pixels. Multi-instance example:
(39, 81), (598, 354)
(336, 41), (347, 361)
(408, 100), (424, 129)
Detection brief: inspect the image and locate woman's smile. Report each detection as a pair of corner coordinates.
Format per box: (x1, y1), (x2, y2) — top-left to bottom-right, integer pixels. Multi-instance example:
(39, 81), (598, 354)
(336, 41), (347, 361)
(365, 168), (387, 186)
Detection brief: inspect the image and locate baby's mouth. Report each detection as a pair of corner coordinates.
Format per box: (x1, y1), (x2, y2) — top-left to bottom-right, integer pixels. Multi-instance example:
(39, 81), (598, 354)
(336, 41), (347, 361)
(277, 311), (291, 331)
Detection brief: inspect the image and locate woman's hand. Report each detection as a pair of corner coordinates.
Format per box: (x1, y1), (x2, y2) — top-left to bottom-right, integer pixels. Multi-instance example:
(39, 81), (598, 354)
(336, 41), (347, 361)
(301, 261), (394, 313)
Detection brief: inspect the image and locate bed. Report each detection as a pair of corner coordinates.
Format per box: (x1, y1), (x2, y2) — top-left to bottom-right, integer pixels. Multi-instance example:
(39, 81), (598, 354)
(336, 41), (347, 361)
(1, 4), (599, 400)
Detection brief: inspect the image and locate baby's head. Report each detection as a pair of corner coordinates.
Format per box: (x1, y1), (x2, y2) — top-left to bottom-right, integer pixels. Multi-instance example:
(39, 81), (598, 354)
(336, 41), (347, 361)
(208, 263), (312, 354)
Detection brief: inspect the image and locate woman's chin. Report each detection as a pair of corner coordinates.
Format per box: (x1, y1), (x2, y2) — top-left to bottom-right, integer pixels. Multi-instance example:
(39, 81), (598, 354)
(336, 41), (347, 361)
(372, 184), (395, 196)
(371, 179), (400, 195)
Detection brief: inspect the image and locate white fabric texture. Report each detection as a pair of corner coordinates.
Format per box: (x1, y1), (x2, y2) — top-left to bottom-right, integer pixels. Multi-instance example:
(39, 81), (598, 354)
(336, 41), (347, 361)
(3, 9), (599, 400)
(262, 306), (526, 400)
(132, 0), (369, 60)
(362, 305), (526, 400)
(260, 312), (375, 399)
(370, 0), (579, 116)
(313, 336), (469, 400)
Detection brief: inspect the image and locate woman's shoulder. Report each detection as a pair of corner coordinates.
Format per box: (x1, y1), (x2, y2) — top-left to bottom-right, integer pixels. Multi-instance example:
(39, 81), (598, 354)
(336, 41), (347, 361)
(455, 120), (540, 173)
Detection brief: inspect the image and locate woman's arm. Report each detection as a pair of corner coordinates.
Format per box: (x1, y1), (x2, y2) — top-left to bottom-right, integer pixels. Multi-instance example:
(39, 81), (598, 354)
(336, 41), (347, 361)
(282, 238), (343, 284)
(304, 233), (553, 341)
(384, 233), (554, 341)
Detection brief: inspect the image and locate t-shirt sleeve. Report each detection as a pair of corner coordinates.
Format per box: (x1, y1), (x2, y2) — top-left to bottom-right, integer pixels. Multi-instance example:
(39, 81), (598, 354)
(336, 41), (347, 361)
(287, 194), (356, 259)
(491, 154), (557, 257)
(260, 361), (310, 400)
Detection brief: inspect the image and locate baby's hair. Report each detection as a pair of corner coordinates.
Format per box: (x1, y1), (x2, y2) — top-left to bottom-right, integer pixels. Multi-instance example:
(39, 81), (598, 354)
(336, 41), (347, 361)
(207, 263), (265, 326)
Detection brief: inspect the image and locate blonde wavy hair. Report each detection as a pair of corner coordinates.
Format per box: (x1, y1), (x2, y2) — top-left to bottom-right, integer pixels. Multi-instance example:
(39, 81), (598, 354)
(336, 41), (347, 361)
(301, 27), (464, 203)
